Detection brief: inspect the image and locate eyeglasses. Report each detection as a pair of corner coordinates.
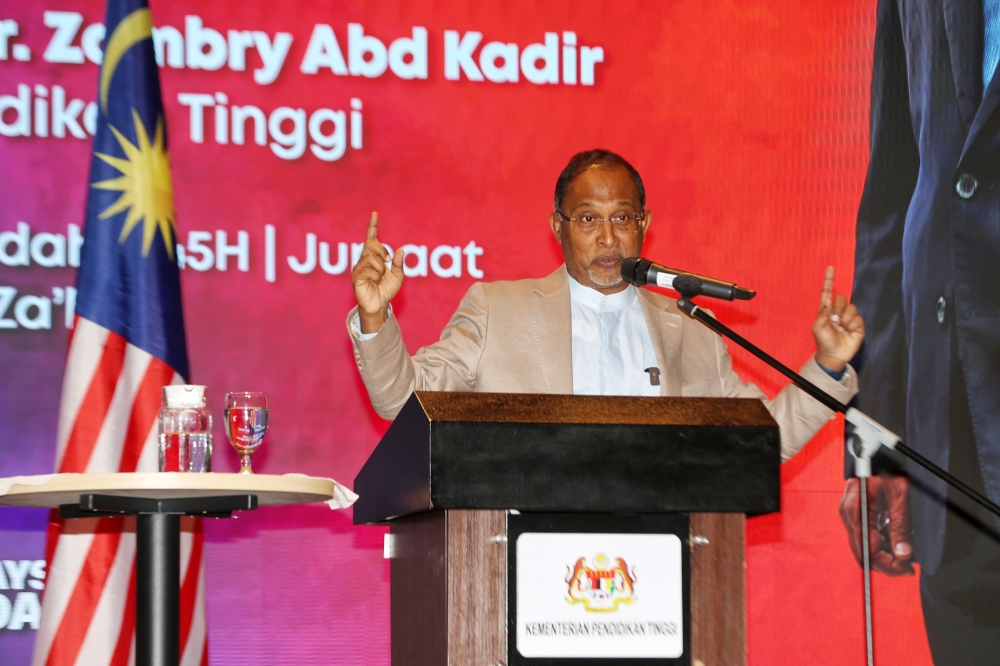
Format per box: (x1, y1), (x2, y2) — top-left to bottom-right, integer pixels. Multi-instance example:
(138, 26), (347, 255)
(556, 210), (645, 234)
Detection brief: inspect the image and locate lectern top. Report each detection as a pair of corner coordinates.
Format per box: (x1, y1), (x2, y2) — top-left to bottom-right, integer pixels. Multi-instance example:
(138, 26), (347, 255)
(353, 392), (781, 523)
(415, 391), (774, 427)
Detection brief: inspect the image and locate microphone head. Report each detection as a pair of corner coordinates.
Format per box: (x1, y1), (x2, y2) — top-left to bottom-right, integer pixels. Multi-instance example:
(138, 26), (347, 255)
(620, 257), (650, 285)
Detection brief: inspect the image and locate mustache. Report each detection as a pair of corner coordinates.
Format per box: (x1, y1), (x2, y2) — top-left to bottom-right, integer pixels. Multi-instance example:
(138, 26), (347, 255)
(587, 250), (626, 264)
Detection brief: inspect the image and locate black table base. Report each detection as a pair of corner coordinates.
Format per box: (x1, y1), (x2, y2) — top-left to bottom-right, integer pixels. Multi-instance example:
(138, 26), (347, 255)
(58, 493), (258, 666)
(139, 512), (179, 666)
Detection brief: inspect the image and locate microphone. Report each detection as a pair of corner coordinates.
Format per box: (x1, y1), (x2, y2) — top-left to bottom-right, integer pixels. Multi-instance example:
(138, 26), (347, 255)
(620, 257), (756, 301)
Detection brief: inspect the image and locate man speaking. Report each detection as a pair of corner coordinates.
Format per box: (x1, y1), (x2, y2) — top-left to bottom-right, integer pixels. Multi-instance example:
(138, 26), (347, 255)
(348, 150), (863, 459)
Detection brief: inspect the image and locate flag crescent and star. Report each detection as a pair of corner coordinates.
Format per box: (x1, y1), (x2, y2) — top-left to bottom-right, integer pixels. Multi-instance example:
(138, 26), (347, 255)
(93, 7), (177, 260)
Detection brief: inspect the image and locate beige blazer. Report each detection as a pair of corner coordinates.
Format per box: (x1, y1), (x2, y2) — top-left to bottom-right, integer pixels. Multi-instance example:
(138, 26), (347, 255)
(348, 266), (857, 460)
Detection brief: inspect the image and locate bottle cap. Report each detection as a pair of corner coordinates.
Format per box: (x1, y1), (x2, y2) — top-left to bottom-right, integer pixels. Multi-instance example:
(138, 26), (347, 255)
(162, 385), (207, 408)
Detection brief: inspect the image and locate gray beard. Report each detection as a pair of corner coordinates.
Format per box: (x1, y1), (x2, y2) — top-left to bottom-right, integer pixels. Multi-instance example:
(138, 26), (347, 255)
(586, 267), (624, 288)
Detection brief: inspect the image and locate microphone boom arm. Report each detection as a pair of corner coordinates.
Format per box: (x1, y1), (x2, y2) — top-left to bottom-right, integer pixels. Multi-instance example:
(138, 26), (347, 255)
(675, 296), (1000, 519)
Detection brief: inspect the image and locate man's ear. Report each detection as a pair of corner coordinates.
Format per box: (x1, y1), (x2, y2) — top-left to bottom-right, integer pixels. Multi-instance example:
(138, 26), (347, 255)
(549, 212), (562, 242)
(640, 210), (652, 237)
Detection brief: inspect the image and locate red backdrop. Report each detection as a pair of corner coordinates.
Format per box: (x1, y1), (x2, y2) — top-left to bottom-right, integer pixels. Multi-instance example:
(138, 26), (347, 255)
(0, 0), (933, 663)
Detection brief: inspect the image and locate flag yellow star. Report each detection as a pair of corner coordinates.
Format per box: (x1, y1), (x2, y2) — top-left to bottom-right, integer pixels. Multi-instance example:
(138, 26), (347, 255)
(92, 108), (177, 258)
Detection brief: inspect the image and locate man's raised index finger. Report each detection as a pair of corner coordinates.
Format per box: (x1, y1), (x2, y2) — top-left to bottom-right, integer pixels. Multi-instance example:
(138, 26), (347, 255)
(820, 265), (835, 308)
(367, 212), (379, 240)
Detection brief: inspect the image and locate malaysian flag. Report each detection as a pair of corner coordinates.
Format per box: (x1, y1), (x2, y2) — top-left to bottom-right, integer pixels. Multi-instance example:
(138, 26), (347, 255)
(32, 0), (207, 664)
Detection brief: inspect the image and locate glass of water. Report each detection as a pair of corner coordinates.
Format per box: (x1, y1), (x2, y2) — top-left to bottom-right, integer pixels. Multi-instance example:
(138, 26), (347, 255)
(224, 392), (268, 474)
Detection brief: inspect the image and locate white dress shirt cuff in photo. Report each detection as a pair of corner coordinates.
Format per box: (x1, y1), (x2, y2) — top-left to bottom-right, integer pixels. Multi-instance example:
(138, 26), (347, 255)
(351, 307), (393, 341)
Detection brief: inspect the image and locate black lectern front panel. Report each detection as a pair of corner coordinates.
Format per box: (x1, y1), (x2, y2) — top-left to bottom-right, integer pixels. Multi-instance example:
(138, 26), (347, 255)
(432, 420), (776, 513)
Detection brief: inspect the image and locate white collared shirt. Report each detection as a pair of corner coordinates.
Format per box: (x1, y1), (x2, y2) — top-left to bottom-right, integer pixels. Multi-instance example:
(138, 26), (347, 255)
(567, 276), (661, 397)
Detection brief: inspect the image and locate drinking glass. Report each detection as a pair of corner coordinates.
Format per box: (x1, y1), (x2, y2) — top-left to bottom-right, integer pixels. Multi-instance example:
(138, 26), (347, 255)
(224, 392), (268, 474)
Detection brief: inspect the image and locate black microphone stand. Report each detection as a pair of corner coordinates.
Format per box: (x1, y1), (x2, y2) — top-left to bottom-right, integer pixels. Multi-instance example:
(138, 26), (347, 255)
(674, 293), (1000, 519)
(669, 289), (1000, 666)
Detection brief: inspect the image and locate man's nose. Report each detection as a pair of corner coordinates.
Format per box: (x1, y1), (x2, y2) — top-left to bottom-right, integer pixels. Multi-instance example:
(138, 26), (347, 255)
(595, 220), (617, 245)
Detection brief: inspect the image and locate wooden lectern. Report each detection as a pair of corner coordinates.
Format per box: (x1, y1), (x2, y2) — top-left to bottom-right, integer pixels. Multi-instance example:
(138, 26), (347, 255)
(354, 392), (780, 666)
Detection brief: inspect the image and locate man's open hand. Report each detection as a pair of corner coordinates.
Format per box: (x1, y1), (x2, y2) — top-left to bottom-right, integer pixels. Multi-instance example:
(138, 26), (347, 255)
(351, 212), (405, 334)
(839, 476), (914, 575)
(813, 266), (865, 372)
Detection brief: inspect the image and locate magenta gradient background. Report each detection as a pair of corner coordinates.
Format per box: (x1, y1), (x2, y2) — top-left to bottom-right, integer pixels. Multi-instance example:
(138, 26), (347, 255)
(0, 0), (935, 663)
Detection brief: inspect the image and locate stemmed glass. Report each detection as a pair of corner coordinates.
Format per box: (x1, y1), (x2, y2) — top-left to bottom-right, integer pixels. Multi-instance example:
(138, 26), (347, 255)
(224, 392), (268, 474)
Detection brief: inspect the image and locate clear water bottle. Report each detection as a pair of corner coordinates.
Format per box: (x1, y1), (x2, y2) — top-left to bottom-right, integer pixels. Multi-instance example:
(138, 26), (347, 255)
(158, 385), (212, 472)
